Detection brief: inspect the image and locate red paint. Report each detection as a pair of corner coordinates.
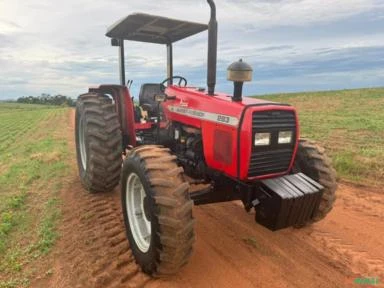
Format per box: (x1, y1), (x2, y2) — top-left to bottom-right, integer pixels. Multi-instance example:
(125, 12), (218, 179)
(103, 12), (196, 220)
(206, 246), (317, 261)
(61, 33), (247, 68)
(89, 84), (299, 182)
(89, 85), (137, 146)
(162, 86), (299, 181)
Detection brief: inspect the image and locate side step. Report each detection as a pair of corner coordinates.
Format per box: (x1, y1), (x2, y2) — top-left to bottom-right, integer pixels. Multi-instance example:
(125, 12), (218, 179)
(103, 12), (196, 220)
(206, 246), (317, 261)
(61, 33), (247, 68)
(256, 173), (324, 231)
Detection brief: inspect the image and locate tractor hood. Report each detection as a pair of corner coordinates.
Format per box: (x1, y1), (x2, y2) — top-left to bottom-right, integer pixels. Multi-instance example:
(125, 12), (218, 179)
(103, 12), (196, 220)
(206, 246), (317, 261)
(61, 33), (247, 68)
(163, 86), (292, 127)
(163, 86), (299, 181)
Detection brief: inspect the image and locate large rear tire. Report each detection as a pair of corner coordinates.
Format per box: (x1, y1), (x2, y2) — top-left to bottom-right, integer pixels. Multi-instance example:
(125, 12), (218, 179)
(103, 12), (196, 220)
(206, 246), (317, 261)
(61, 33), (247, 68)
(75, 93), (122, 193)
(121, 145), (194, 276)
(293, 139), (337, 226)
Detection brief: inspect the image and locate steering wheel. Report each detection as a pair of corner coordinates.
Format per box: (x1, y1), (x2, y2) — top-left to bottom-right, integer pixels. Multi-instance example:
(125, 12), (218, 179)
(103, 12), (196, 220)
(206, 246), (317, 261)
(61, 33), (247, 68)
(160, 76), (187, 92)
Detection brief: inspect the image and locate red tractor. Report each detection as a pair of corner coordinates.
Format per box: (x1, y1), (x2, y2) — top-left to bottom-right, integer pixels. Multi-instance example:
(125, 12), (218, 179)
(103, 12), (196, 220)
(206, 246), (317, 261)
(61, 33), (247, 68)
(75, 0), (337, 276)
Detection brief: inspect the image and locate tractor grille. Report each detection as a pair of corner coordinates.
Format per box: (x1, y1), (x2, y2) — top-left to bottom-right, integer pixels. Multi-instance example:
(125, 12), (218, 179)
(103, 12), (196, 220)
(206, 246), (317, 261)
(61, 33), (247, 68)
(248, 110), (296, 177)
(248, 149), (293, 176)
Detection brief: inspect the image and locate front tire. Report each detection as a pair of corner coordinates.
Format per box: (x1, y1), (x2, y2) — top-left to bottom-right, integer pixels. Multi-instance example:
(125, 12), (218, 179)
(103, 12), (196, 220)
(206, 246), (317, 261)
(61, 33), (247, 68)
(75, 93), (122, 193)
(121, 145), (195, 276)
(293, 139), (337, 226)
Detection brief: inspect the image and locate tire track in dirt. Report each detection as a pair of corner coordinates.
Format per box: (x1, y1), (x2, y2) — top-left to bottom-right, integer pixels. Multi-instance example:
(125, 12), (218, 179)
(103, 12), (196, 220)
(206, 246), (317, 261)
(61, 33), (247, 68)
(310, 230), (384, 279)
(34, 109), (152, 288)
(339, 187), (384, 220)
(54, 183), (152, 288)
(302, 183), (384, 283)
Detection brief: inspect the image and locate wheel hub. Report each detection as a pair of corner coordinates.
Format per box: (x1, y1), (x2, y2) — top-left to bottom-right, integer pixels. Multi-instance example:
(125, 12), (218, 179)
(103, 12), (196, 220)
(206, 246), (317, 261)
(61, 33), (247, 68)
(125, 173), (151, 253)
(78, 115), (87, 170)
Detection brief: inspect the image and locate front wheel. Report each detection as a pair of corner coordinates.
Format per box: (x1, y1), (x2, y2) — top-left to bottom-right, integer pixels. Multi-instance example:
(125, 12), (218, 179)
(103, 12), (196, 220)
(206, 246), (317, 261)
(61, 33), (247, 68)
(121, 145), (195, 276)
(293, 139), (337, 226)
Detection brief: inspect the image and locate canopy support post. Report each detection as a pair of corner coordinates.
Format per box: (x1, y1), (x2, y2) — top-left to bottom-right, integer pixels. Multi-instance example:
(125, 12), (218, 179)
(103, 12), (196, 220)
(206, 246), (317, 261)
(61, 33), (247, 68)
(167, 43), (173, 85)
(119, 39), (126, 86)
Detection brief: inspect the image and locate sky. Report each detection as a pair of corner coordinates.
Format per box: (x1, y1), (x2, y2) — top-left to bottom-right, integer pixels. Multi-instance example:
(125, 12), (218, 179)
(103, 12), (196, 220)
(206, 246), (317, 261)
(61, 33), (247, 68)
(1, 0), (384, 100)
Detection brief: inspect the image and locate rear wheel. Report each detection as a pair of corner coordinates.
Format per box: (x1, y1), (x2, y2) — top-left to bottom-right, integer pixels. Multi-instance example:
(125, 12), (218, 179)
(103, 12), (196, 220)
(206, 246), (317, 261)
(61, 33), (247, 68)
(121, 145), (194, 276)
(75, 93), (122, 192)
(293, 139), (337, 226)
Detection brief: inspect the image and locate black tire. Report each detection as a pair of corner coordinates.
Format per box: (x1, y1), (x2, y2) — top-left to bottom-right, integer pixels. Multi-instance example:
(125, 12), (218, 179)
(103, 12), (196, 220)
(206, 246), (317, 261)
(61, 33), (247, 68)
(293, 139), (337, 226)
(75, 92), (122, 193)
(121, 145), (195, 276)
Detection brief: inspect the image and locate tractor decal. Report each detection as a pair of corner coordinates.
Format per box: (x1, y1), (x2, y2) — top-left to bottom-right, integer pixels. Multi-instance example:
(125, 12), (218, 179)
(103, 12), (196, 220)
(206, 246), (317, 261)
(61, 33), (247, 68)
(168, 105), (239, 127)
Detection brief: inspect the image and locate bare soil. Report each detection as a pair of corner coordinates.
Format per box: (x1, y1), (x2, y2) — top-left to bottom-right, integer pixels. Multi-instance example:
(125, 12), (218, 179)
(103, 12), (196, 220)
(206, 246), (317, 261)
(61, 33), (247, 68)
(33, 110), (384, 288)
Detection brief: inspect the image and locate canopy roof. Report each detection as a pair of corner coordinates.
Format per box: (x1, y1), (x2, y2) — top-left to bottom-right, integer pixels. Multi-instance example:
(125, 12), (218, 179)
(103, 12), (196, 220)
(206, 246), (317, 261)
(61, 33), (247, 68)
(106, 13), (208, 44)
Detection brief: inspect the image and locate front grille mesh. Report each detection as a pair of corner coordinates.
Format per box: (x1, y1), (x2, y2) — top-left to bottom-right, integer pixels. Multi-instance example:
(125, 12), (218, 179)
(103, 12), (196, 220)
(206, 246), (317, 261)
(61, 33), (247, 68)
(248, 149), (293, 176)
(248, 110), (296, 177)
(252, 111), (296, 129)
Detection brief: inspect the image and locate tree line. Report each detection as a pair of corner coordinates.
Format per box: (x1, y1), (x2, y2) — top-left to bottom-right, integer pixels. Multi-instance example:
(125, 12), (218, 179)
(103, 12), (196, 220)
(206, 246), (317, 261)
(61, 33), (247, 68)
(16, 94), (76, 107)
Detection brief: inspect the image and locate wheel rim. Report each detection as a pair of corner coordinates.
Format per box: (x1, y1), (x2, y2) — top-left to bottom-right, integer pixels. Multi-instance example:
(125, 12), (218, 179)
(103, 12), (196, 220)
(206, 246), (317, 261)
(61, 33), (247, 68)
(78, 115), (87, 170)
(126, 173), (151, 253)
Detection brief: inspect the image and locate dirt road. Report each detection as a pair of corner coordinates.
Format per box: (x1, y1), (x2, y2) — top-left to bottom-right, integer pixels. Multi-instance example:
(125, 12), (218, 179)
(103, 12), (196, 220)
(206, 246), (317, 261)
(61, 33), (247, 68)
(35, 110), (384, 288)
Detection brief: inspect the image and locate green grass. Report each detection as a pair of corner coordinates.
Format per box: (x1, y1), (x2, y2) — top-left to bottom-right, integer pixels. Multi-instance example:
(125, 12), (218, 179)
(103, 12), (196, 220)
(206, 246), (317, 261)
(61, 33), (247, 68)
(254, 87), (384, 186)
(0, 103), (70, 287)
(34, 195), (61, 255)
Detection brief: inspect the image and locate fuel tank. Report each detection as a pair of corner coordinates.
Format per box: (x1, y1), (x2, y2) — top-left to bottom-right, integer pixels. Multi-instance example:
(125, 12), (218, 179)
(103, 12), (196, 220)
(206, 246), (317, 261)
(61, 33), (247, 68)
(162, 86), (299, 181)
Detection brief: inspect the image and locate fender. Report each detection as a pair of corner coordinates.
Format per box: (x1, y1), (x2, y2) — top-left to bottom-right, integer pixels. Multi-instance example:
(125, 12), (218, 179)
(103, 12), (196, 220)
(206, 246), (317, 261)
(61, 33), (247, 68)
(89, 85), (136, 147)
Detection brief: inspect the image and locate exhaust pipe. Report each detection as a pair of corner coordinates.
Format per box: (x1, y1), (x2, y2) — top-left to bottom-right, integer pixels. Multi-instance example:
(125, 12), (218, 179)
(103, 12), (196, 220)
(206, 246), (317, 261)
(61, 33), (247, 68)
(207, 0), (217, 96)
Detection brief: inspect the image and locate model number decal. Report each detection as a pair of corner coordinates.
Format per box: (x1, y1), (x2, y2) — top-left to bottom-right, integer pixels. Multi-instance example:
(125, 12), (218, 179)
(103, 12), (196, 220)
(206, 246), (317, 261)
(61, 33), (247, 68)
(217, 115), (230, 123)
(168, 106), (238, 127)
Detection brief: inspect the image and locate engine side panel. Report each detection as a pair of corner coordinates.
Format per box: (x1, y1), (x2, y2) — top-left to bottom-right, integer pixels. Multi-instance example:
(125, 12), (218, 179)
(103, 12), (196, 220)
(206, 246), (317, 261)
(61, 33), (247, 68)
(201, 121), (238, 177)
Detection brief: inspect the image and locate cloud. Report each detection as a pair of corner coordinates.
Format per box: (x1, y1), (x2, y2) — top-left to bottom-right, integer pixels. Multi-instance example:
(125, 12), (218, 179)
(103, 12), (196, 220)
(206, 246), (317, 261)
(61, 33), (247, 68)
(212, 0), (384, 37)
(1, 0), (384, 99)
(0, 18), (21, 34)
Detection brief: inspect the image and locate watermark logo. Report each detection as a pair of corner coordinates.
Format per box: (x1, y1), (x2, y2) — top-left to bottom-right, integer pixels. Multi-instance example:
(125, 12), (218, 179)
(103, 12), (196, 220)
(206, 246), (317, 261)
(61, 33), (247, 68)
(354, 277), (379, 285)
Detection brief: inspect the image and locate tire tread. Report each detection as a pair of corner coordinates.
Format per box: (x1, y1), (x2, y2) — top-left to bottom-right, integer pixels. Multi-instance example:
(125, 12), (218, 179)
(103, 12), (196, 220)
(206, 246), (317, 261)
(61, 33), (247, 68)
(76, 93), (122, 193)
(293, 139), (337, 225)
(125, 147), (194, 276)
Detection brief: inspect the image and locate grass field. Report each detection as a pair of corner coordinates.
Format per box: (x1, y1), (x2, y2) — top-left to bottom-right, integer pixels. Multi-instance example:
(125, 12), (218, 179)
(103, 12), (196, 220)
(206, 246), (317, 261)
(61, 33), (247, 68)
(257, 87), (384, 186)
(0, 103), (70, 288)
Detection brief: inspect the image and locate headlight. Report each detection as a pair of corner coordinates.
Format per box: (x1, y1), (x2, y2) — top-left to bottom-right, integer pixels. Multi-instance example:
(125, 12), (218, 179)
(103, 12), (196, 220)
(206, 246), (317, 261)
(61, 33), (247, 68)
(254, 132), (271, 146)
(278, 131), (293, 144)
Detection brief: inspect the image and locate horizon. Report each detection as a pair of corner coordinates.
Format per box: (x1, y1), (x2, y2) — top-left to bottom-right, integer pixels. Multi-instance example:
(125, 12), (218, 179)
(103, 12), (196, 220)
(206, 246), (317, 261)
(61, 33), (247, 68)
(1, 86), (383, 102)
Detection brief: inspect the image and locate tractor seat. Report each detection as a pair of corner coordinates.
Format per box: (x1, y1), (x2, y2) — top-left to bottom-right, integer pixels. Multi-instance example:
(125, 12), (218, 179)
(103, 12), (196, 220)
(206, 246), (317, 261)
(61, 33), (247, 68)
(139, 83), (163, 117)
